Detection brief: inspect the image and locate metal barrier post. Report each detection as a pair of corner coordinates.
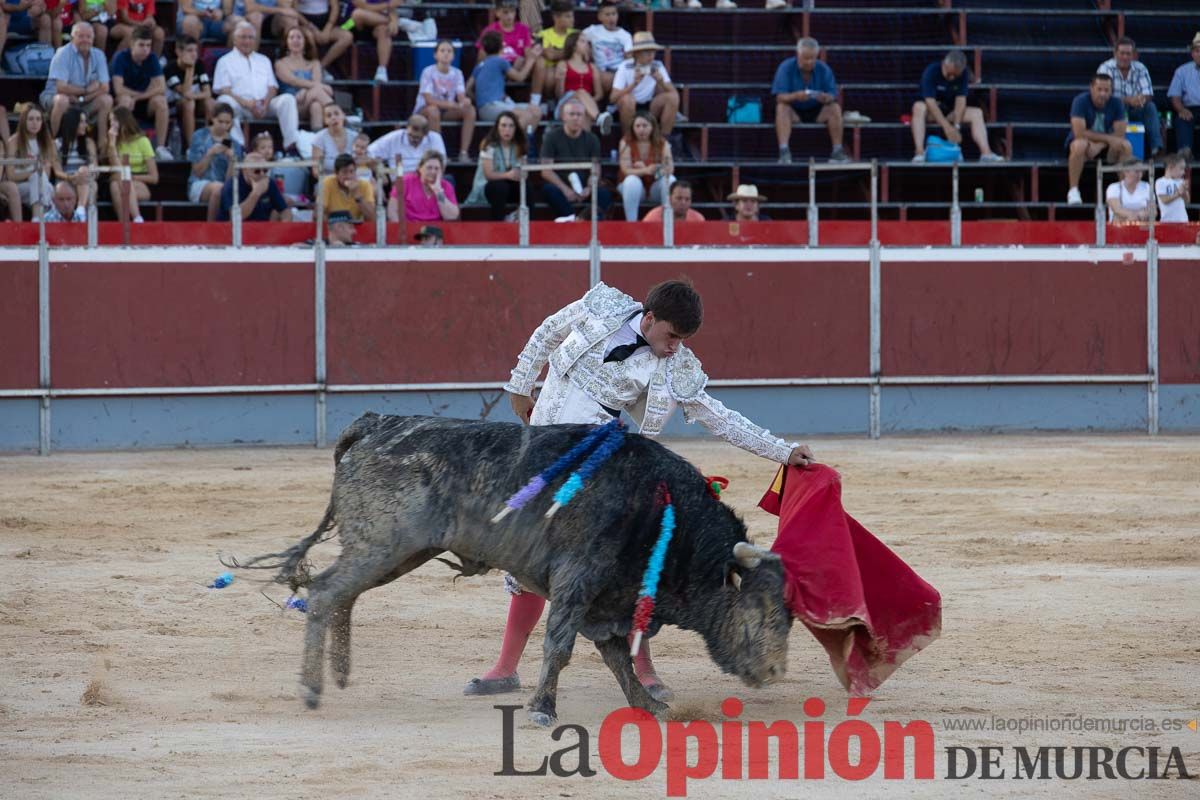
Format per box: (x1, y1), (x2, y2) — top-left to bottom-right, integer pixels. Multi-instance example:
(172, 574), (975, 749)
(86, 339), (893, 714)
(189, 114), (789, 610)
(807, 159), (818, 246)
(1094, 163), (1105, 246)
(87, 172), (98, 247)
(374, 163), (386, 247)
(1146, 236), (1159, 436)
(37, 216), (50, 455)
(870, 160), (879, 245)
(232, 164), (242, 248)
(588, 160), (600, 287)
(314, 235), (327, 447)
(950, 163), (962, 246)
(662, 201), (674, 247)
(869, 160), (881, 440)
(229, 159), (317, 247)
(519, 159), (529, 246)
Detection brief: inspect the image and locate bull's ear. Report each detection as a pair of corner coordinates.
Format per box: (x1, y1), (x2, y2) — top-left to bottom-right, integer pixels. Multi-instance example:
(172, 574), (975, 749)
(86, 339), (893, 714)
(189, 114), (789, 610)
(733, 541), (776, 569)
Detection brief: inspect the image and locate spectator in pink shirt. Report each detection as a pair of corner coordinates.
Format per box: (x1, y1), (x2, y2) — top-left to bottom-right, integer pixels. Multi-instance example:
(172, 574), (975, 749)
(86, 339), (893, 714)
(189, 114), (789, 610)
(642, 180), (704, 222)
(476, 0), (532, 67)
(387, 150), (460, 222)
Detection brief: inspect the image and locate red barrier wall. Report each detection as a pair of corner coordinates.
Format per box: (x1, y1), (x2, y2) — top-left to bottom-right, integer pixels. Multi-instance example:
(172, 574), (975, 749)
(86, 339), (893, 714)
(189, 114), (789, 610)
(1159, 260), (1200, 384)
(325, 260), (588, 383)
(51, 261), (315, 388)
(0, 261), (39, 389)
(881, 260), (1148, 376)
(602, 261), (869, 378)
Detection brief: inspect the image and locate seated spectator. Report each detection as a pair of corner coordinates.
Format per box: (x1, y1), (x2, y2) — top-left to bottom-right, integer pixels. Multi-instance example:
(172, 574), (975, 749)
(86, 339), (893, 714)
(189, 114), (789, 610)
(1066, 73), (1130, 205)
(213, 22), (301, 155)
(1156, 152), (1190, 223)
(352, 130), (374, 181)
(41, 22), (113, 146)
(642, 179), (705, 222)
(618, 111), (671, 222)
(111, 0), (163, 56)
(56, 105), (98, 207)
(106, 105), (156, 221)
(582, 0), (631, 97)
(351, 0), (437, 83)
(727, 183), (768, 222)
(1167, 33), (1200, 161)
(611, 32), (678, 137)
(217, 151), (292, 220)
(1099, 37), (1161, 160)
(911, 50), (1003, 164)
(1, 3), (52, 69)
(75, 0), (113, 54)
(367, 113), (446, 175)
(1105, 160), (1151, 223)
(321, 152), (376, 223)
(773, 37), (847, 164)
(0, 103), (9, 145)
(387, 149), (458, 222)
(464, 109), (526, 220)
(414, 223), (443, 246)
(555, 32), (612, 134)
(165, 35), (212, 149)
(187, 102), (242, 220)
(110, 24), (172, 160)
(43, 179), (86, 221)
(245, 0), (305, 39)
(225, 0), (264, 39)
(476, 0), (531, 69)
(7, 103), (61, 214)
(531, 0), (575, 109)
(468, 30), (542, 132)
(311, 102), (355, 176)
(326, 209), (359, 246)
(0, 137), (24, 222)
(540, 97), (611, 219)
(177, 0), (229, 42)
(275, 25), (333, 131)
(295, 0), (352, 71)
(416, 39), (475, 162)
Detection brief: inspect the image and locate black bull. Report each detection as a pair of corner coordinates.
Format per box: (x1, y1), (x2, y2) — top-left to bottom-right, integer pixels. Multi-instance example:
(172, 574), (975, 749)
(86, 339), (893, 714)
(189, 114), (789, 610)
(229, 413), (792, 725)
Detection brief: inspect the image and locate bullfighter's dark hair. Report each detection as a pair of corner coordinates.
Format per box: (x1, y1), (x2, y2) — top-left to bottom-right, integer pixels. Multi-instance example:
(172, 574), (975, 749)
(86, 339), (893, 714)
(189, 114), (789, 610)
(644, 278), (703, 336)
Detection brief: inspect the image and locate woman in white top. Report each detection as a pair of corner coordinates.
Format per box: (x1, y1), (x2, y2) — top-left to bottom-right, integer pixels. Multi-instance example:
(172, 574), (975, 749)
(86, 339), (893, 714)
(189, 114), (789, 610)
(415, 40), (475, 162)
(310, 103), (356, 177)
(1105, 160), (1152, 223)
(1155, 152), (1190, 223)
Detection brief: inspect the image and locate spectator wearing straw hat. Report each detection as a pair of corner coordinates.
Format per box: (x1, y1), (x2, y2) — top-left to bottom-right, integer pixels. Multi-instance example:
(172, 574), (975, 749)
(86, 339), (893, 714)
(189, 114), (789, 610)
(1167, 33), (1200, 161)
(773, 37), (848, 164)
(728, 184), (769, 221)
(611, 31), (678, 139)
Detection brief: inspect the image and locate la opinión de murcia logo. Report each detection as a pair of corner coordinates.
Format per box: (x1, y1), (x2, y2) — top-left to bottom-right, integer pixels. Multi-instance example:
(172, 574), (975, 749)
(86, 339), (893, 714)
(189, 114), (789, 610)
(494, 700), (1195, 796)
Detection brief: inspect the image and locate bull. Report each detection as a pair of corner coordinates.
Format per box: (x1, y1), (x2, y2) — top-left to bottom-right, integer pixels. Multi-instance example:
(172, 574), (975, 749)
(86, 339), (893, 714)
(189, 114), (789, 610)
(230, 413), (792, 726)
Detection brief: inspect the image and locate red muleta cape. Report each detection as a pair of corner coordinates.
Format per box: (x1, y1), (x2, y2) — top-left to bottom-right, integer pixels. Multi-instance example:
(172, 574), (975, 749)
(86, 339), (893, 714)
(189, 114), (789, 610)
(759, 464), (942, 695)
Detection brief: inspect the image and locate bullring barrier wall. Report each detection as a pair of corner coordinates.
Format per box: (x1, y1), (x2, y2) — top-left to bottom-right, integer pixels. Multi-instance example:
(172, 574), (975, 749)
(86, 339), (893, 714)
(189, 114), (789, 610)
(1, 245), (1197, 452)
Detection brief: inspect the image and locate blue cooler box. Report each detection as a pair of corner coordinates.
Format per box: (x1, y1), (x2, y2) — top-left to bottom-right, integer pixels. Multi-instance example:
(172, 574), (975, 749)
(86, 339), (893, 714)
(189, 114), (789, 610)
(411, 40), (462, 78)
(1125, 123), (1144, 160)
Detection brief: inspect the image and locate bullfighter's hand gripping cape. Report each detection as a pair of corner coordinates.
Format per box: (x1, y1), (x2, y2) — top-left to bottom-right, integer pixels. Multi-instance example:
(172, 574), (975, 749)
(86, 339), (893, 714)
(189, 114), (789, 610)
(759, 464), (942, 695)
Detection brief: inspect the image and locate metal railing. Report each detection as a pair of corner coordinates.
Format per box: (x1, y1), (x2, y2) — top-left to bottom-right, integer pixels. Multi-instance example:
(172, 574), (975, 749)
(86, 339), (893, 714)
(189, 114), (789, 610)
(518, 159), (602, 285)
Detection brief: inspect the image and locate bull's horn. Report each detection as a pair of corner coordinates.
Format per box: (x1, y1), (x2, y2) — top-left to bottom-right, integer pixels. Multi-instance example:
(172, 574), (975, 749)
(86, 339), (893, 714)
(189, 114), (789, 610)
(730, 571), (743, 591)
(732, 541), (774, 569)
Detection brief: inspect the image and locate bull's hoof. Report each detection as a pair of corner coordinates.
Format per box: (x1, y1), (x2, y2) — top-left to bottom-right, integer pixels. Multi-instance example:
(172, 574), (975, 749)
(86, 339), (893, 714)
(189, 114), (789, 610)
(335, 674), (349, 690)
(644, 682), (675, 703)
(303, 687), (322, 710)
(463, 673), (521, 696)
(528, 710), (557, 728)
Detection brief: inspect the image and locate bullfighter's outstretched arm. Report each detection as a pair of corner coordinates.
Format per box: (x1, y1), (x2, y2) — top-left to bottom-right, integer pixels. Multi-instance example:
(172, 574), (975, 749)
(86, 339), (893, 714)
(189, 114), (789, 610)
(504, 295), (591, 396)
(680, 391), (798, 464)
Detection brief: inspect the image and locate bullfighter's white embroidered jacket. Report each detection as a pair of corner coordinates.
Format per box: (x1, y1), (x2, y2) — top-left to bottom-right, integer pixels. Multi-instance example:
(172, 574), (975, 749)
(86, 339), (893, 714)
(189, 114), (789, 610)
(504, 282), (797, 464)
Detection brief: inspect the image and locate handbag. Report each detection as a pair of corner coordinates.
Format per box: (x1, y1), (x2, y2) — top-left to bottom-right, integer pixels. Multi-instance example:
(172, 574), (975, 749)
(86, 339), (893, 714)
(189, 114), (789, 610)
(726, 95), (762, 124)
(925, 135), (963, 163)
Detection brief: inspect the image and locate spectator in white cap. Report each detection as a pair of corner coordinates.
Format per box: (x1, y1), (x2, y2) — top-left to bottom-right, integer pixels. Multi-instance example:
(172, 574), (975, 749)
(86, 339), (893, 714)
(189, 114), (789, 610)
(728, 184), (769, 221)
(610, 31), (678, 137)
(212, 21), (301, 155)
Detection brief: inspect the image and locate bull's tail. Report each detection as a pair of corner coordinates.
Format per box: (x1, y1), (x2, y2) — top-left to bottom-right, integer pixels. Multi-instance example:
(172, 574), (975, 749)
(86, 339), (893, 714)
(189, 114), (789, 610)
(219, 499), (337, 591)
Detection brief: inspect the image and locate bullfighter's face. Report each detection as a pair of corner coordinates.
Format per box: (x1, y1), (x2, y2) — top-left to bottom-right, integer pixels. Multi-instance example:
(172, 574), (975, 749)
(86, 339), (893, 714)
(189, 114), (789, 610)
(640, 311), (690, 358)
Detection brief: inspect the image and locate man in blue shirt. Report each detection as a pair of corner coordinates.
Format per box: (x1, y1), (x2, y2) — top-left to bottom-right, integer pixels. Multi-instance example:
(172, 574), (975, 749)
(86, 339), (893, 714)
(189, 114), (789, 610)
(40, 22), (113, 146)
(911, 50), (1003, 163)
(111, 25), (171, 161)
(772, 37), (847, 164)
(1167, 33), (1200, 161)
(1066, 73), (1130, 205)
(217, 153), (292, 221)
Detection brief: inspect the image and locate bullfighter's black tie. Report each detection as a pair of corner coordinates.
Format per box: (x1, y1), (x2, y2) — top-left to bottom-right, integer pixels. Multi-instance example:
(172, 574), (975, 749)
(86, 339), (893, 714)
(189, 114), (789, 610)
(604, 335), (649, 363)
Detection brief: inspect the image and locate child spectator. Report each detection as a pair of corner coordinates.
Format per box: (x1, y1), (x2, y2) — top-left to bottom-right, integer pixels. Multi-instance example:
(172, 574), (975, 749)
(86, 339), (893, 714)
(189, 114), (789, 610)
(275, 24), (334, 131)
(311, 102), (355, 176)
(476, 0), (531, 67)
(320, 152), (375, 223)
(531, 0), (575, 111)
(618, 110), (671, 221)
(416, 39), (476, 162)
(110, 24), (171, 160)
(1105, 159), (1151, 223)
(1156, 152), (1190, 223)
(56, 105), (98, 208)
(611, 32), (678, 137)
(111, 0), (162, 55)
(554, 31), (611, 134)
(352, 131), (374, 181)
(187, 102), (242, 220)
(581, 0), (630, 97)
(387, 149), (459, 222)
(468, 29), (541, 132)
(165, 35), (212, 149)
(105, 105), (156, 222)
(465, 109), (526, 220)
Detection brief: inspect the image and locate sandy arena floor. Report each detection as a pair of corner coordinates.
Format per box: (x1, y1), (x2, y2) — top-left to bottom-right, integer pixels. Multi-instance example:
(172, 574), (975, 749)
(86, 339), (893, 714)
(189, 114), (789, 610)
(1, 434), (1198, 799)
